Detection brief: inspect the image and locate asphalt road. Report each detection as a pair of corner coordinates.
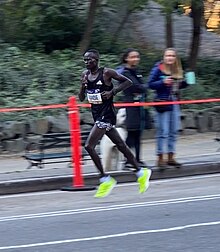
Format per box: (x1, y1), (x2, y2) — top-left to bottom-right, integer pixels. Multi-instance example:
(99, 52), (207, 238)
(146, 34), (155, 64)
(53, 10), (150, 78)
(0, 174), (220, 252)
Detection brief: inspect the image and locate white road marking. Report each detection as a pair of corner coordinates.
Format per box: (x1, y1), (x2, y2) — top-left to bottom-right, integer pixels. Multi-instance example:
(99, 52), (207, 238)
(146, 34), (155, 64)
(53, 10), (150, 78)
(0, 194), (220, 222)
(0, 220), (219, 250)
(0, 173), (220, 199)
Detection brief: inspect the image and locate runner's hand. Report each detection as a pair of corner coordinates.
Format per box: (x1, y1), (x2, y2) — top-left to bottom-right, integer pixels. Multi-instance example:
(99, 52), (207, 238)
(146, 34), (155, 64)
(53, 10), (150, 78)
(101, 91), (113, 100)
(82, 82), (87, 89)
(81, 75), (88, 89)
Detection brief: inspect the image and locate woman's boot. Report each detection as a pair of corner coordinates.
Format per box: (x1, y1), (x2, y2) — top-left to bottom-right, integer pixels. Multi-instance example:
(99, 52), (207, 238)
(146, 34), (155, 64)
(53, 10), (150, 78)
(167, 153), (182, 168)
(157, 154), (167, 170)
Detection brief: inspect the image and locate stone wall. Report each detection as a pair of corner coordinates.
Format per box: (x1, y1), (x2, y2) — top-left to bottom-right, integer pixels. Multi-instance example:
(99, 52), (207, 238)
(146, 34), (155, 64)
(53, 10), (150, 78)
(0, 111), (94, 153)
(0, 107), (220, 153)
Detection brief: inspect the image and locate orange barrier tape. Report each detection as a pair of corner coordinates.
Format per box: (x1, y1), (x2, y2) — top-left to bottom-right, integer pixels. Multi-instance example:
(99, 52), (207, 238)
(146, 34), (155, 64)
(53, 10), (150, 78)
(0, 98), (220, 112)
(78, 98), (220, 108)
(113, 98), (220, 107)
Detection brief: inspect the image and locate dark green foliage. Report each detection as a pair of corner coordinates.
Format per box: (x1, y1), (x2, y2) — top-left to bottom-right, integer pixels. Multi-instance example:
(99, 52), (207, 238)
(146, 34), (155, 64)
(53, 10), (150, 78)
(179, 57), (220, 109)
(0, 0), (86, 52)
(0, 44), (219, 119)
(0, 46), (121, 120)
(0, 0), (219, 118)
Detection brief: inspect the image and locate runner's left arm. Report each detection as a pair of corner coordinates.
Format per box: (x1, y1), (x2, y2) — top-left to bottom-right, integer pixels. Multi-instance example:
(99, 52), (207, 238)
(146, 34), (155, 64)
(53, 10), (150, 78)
(101, 69), (132, 100)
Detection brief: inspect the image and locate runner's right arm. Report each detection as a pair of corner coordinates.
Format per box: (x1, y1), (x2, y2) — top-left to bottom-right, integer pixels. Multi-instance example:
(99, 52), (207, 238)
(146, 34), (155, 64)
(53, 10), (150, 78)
(78, 71), (87, 102)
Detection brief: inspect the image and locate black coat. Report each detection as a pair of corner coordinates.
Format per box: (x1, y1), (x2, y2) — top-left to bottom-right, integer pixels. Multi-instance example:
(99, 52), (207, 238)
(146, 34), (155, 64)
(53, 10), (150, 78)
(121, 67), (147, 131)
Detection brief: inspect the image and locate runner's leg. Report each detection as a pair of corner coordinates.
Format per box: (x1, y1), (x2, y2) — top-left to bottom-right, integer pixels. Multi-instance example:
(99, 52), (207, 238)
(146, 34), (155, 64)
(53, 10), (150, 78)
(84, 124), (106, 177)
(106, 128), (140, 171)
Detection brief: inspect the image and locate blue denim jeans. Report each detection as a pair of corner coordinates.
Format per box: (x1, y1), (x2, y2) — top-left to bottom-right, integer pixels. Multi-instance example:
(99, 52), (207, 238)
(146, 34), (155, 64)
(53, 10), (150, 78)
(154, 105), (180, 155)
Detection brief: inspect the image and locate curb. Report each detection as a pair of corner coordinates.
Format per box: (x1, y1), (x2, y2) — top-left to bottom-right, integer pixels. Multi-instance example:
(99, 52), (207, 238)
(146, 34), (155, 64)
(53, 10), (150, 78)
(0, 161), (220, 196)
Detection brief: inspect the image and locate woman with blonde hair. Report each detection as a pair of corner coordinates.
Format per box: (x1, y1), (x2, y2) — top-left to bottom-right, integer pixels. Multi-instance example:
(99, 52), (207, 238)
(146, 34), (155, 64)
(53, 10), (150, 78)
(148, 48), (188, 169)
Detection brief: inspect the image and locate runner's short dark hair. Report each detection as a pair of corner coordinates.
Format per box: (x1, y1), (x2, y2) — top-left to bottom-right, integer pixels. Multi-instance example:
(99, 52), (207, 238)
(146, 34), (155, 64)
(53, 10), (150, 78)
(83, 49), (100, 60)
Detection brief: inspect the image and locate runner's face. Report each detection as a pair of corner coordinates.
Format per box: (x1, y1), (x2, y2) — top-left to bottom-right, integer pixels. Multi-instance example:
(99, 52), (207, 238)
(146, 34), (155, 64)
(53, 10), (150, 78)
(125, 51), (140, 67)
(83, 52), (98, 70)
(163, 50), (176, 65)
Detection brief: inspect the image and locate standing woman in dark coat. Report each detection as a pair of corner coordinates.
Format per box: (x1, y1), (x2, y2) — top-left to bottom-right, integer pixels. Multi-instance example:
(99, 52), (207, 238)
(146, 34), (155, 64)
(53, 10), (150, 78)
(119, 48), (147, 167)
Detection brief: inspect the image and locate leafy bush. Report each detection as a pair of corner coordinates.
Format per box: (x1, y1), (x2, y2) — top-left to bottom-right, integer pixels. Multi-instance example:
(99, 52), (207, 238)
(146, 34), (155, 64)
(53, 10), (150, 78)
(0, 46), (120, 120)
(0, 0), (87, 52)
(0, 44), (219, 120)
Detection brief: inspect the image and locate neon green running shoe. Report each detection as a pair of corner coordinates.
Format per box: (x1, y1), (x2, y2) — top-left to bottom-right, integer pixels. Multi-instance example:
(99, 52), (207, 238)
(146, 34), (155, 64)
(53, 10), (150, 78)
(94, 177), (117, 198)
(137, 168), (152, 194)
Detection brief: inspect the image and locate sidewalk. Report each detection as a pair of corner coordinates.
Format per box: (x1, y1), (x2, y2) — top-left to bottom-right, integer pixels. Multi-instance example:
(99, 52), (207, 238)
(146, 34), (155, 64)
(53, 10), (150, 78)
(0, 132), (220, 195)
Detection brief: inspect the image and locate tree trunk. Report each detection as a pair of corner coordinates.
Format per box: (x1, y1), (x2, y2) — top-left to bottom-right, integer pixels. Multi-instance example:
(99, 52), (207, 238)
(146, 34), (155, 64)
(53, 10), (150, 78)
(188, 0), (204, 71)
(165, 12), (173, 48)
(79, 0), (99, 54)
(109, 10), (132, 51)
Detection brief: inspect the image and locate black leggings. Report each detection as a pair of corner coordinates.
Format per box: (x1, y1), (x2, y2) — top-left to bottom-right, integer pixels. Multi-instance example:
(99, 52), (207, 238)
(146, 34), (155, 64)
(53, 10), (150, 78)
(84, 124), (140, 178)
(126, 130), (142, 162)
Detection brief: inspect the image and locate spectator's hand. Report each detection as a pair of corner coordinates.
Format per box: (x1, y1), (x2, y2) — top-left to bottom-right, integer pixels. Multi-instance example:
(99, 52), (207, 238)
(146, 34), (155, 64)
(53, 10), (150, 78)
(101, 90), (113, 100)
(163, 76), (174, 86)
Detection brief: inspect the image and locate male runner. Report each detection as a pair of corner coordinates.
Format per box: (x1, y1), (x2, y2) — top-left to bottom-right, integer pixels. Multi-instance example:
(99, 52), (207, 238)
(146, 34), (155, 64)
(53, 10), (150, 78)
(78, 49), (151, 198)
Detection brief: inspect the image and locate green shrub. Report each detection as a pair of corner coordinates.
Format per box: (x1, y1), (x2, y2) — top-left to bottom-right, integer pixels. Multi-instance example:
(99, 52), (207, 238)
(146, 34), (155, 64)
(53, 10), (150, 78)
(0, 44), (219, 120)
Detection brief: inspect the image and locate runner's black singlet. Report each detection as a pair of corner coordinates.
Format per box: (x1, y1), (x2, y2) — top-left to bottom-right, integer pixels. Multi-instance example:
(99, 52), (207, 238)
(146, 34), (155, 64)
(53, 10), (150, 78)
(86, 68), (116, 126)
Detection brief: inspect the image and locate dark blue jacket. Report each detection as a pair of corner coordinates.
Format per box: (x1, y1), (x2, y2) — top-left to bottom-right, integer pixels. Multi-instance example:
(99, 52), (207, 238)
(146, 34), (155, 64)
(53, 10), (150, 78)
(122, 67), (147, 100)
(121, 67), (147, 131)
(148, 62), (188, 100)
